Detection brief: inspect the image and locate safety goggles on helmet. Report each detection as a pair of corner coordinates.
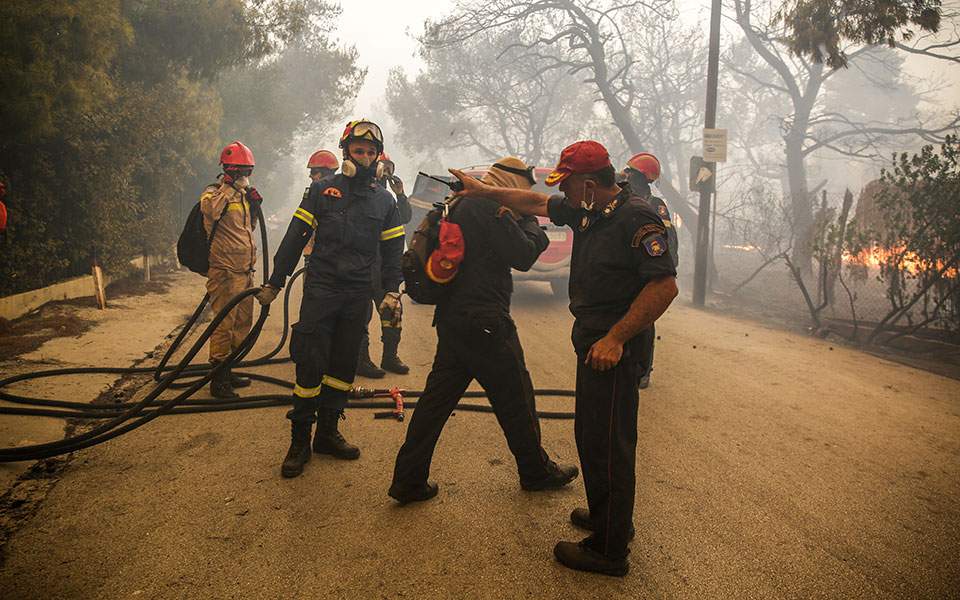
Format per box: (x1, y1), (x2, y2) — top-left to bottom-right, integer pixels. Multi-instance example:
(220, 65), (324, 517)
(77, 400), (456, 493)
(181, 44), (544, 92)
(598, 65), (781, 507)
(492, 162), (537, 185)
(340, 120), (384, 150)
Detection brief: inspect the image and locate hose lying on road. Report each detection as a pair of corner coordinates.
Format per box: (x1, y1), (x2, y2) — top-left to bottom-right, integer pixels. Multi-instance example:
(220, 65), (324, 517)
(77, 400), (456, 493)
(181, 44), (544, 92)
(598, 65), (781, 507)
(0, 204), (575, 463)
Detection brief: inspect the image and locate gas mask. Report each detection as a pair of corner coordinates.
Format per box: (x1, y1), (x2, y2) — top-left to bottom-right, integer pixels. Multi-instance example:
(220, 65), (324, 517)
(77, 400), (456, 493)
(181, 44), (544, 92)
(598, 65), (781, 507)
(341, 155), (383, 181)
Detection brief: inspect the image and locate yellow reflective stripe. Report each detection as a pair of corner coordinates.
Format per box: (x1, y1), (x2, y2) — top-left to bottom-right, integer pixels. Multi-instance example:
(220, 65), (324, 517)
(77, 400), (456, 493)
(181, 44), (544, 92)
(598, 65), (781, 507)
(321, 375), (352, 391)
(380, 225), (405, 241)
(293, 384), (322, 398)
(225, 201), (248, 213)
(294, 208), (317, 228)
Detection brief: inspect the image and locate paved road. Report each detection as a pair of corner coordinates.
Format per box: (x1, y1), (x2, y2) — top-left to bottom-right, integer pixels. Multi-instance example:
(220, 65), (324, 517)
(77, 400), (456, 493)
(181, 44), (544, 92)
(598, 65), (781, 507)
(1, 277), (958, 599)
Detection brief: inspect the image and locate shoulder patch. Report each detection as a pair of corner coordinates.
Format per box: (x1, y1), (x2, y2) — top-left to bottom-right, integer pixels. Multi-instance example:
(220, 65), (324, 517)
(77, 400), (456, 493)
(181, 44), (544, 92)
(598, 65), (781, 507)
(323, 187), (343, 198)
(631, 223), (666, 248)
(641, 234), (667, 257)
(657, 204), (669, 218)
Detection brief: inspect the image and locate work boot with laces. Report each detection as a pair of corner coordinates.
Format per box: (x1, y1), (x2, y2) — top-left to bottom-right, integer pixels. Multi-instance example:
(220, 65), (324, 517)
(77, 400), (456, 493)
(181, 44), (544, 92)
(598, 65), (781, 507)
(209, 361), (238, 399)
(281, 421), (312, 478)
(380, 337), (409, 375)
(356, 343), (385, 379)
(313, 408), (360, 460)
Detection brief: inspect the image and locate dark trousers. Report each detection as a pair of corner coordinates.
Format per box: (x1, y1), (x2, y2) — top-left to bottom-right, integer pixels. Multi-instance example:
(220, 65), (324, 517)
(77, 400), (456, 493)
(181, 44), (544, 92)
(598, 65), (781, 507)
(637, 324), (655, 377)
(574, 341), (641, 560)
(287, 289), (367, 423)
(392, 313), (552, 486)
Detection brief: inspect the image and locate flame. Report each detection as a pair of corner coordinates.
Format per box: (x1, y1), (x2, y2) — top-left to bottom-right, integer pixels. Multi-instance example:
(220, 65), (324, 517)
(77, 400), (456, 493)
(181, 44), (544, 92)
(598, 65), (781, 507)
(843, 245), (957, 278)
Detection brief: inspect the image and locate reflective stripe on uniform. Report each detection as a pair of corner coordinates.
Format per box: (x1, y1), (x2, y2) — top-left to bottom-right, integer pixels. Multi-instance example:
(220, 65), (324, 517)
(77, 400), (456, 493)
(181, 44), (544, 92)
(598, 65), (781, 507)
(293, 383), (322, 398)
(321, 375), (352, 391)
(380, 225), (404, 241)
(294, 208), (317, 228)
(225, 200), (249, 213)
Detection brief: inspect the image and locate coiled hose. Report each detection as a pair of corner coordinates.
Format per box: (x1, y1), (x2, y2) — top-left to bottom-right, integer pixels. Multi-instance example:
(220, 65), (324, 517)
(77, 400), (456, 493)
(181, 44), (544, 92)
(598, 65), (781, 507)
(0, 201), (575, 463)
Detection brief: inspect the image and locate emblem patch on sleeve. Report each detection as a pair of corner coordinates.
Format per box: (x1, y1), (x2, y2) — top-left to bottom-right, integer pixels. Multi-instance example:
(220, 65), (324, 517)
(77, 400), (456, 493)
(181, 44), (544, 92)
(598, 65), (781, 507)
(657, 204), (669, 218)
(642, 234), (667, 257)
(631, 223), (666, 248)
(323, 187), (343, 198)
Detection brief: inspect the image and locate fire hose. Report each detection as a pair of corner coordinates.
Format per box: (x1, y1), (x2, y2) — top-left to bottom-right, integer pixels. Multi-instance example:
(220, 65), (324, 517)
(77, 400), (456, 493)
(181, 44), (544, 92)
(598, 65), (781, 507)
(0, 200), (575, 464)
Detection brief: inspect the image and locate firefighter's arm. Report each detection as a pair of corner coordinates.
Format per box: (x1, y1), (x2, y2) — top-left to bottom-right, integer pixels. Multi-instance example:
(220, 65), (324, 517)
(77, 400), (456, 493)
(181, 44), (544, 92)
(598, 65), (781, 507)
(489, 208), (549, 272)
(586, 276), (678, 371)
(449, 168), (549, 217)
(379, 204), (405, 294)
(265, 187), (319, 291)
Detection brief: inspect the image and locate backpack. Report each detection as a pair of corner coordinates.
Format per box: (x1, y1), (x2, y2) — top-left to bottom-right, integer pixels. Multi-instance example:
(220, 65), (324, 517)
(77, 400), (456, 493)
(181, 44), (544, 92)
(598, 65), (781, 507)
(177, 187), (229, 275)
(402, 199), (464, 305)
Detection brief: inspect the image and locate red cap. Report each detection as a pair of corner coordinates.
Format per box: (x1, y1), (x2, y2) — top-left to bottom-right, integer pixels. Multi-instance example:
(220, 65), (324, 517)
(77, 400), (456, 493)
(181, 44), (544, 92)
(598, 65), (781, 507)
(426, 220), (465, 284)
(545, 140), (611, 186)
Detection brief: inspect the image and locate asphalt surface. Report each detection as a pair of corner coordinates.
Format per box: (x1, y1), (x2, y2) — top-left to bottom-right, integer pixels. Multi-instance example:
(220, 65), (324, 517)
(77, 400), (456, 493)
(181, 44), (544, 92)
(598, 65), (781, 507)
(0, 275), (958, 599)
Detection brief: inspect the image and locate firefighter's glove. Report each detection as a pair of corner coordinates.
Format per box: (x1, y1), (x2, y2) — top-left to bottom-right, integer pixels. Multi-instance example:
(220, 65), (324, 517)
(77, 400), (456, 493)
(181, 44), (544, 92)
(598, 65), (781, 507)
(388, 175), (405, 197)
(378, 292), (403, 328)
(255, 284), (279, 306)
(246, 186), (264, 205)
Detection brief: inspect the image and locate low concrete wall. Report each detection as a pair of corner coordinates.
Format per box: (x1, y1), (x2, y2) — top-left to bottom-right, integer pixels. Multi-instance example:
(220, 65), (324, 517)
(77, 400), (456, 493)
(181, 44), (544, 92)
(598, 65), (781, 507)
(0, 254), (172, 321)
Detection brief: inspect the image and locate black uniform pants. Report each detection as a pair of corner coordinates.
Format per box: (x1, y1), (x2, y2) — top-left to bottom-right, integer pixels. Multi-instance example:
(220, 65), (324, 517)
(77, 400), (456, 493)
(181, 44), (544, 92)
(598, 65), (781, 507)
(574, 339), (641, 560)
(287, 289), (367, 423)
(392, 313), (552, 487)
(637, 324), (655, 377)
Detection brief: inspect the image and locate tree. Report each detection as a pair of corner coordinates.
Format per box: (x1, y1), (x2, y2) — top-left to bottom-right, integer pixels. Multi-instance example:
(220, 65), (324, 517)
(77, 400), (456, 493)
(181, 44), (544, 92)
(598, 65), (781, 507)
(858, 136), (960, 341)
(387, 26), (595, 167)
(421, 0), (707, 242)
(729, 0), (960, 270)
(775, 0), (944, 67)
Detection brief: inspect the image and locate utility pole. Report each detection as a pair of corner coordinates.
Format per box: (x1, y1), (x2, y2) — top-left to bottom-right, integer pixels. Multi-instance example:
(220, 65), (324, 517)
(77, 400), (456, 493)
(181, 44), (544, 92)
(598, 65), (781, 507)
(693, 0), (722, 307)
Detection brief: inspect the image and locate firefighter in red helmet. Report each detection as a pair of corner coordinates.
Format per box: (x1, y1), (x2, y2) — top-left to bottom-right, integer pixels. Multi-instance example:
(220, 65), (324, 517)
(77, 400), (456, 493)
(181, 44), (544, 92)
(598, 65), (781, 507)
(623, 152), (678, 389)
(255, 119), (405, 478)
(301, 150), (340, 257)
(200, 141), (262, 399)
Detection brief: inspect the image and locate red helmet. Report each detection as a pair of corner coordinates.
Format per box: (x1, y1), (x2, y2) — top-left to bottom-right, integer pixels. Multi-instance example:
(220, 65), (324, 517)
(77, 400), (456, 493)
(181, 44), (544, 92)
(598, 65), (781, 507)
(220, 141), (255, 167)
(307, 150), (339, 170)
(626, 152), (660, 183)
(339, 119), (384, 154)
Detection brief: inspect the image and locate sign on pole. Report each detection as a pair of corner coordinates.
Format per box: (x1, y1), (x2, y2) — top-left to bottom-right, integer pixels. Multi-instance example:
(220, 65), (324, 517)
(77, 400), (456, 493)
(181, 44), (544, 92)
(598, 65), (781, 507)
(702, 128), (727, 163)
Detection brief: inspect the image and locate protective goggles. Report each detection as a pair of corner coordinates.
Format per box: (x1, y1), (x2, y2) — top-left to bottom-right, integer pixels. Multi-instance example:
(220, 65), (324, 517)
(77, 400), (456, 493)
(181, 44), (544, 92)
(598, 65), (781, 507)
(492, 162), (537, 185)
(341, 120), (384, 146)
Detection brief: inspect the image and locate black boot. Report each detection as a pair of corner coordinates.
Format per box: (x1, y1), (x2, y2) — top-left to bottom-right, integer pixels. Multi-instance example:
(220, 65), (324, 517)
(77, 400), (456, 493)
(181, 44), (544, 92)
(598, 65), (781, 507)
(380, 329), (409, 375)
(313, 408), (360, 460)
(554, 540), (629, 577)
(228, 366), (251, 389)
(281, 421), (312, 478)
(209, 361), (238, 399)
(388, 481), (439, 505)
(520, 460), (579, 491)
(356, 342), (385, 379)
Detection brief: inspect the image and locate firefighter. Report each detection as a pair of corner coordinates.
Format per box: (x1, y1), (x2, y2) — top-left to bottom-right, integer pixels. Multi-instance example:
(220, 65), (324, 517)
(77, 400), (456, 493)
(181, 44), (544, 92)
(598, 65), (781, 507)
(389, 157), (579, 504)
(449, 140), (678, 577)
(624, 152), (679, 389)
(201, 141), (261, 399)
(356, 151), (413, 378)
(302, 150), (340, 258)
(254, 120), (405, 479)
